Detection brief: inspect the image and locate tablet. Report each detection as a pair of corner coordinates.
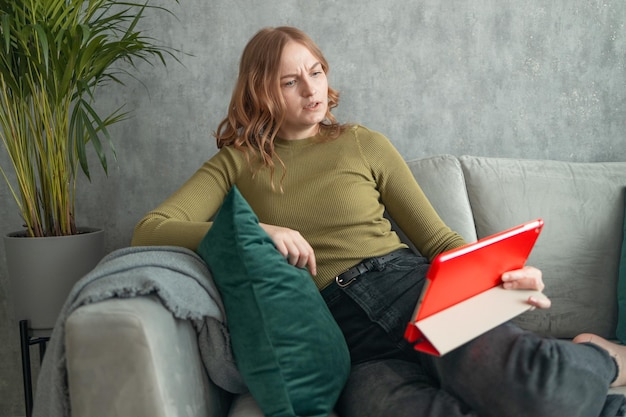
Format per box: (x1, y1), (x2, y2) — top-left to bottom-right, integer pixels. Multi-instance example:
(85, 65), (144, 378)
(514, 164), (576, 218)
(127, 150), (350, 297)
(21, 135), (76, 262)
(412, 218), (544, 323)
(403, 218), (544, 355)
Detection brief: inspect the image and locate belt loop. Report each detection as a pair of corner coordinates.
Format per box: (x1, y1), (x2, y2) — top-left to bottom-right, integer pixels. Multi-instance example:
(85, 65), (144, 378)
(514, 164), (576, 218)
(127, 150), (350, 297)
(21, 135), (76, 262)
(371, 257), (384, 271)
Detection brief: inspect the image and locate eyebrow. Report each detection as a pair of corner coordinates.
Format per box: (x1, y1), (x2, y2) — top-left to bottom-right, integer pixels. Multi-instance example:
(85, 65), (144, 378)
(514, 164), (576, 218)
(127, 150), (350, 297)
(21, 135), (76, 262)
(280, 61), (322, 80)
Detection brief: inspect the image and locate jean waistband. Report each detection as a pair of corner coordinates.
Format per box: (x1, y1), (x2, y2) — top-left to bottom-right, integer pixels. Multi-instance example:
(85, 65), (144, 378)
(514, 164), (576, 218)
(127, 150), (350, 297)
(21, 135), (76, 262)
(321, 248), (413, 300)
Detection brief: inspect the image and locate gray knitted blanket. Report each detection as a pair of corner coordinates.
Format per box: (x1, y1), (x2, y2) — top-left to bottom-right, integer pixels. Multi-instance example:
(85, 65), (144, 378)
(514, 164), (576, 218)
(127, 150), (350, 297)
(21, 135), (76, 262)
(32, 245), (246, 417)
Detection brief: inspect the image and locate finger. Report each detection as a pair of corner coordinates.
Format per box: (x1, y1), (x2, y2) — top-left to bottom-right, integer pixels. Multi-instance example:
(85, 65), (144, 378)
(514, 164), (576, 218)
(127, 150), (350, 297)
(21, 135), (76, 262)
(528, 295), (551, 309)
(306, 251), (317, 276)
(283, 240), (317, 276)
(293, 243), (317, 276)
(502, 272), (545, 291)
(502, 266), (542, 282)
(503, 279), (544, 291)
(292, 250), (308, 268)
(273, 241), (289, 259)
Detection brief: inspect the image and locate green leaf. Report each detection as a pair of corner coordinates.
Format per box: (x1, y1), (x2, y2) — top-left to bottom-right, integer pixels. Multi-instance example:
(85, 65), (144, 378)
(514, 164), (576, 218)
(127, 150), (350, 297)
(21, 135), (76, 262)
(32, 24), (50, 75)
(0, 0), (181, 236)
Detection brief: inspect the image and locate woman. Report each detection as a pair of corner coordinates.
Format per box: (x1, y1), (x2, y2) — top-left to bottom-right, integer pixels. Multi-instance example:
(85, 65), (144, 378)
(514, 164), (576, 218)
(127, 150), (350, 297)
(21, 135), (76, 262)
(132, 26), (626, 417)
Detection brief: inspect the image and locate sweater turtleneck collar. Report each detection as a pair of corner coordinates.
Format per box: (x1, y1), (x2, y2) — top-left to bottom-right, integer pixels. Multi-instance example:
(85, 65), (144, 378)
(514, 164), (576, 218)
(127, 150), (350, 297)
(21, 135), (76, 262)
(274, 134), (320, 148)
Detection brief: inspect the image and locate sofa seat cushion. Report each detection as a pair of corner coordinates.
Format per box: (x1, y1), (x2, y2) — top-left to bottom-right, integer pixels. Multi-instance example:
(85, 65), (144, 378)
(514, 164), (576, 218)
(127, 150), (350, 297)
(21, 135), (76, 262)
(228, 393), (340, 417)
(460, 156), (626, 339)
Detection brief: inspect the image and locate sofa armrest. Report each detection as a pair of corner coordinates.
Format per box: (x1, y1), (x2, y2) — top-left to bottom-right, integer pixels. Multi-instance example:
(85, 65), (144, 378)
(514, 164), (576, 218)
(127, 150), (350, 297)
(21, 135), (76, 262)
(65, 295), (232, 417)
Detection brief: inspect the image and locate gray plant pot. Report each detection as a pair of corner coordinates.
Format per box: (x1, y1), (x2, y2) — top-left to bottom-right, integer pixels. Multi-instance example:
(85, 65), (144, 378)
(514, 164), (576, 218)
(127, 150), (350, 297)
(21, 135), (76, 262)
(4, 228), (105, 334)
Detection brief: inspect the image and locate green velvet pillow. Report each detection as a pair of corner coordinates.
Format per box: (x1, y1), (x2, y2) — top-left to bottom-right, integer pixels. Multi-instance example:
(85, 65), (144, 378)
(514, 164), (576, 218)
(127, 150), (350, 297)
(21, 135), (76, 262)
(617, 191), (626, 344)
(197, 186), (350, 417)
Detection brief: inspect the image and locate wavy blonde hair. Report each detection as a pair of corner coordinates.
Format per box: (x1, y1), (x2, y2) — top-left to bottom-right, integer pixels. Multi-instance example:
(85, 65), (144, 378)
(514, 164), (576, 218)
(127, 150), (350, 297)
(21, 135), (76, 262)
(214, 26), (345, 189)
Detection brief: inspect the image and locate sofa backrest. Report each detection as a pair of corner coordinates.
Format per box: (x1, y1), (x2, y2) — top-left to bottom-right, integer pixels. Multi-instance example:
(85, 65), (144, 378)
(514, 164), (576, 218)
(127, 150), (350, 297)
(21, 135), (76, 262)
(406, 155), (478, 243)
(405, 154), (626, 339)
(459, 156), (626, 339)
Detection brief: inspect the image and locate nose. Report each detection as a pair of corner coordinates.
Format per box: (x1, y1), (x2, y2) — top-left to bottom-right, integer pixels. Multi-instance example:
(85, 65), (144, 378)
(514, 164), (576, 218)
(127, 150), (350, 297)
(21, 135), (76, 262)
(301, 78), (316, 97)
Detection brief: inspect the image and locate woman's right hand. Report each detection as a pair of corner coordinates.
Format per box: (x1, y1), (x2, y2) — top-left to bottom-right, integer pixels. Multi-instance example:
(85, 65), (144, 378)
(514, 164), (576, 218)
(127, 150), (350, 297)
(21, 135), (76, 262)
(259, 223), (317, 276)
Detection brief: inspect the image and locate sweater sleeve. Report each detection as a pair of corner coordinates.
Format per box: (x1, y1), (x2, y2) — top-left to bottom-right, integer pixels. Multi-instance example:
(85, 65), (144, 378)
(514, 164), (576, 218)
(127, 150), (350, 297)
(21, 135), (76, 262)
(131, 147), (243, 249)
(357, 127), (466, 259)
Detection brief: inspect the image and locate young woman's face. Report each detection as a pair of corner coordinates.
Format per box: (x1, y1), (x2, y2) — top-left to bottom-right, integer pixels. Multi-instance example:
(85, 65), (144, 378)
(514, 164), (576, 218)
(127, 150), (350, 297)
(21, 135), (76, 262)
(277, 41), (329, 140)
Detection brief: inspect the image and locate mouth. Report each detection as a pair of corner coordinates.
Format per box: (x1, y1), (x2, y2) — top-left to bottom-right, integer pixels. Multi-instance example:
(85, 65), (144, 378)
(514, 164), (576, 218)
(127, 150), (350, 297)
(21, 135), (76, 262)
(304, 101), (321, 110)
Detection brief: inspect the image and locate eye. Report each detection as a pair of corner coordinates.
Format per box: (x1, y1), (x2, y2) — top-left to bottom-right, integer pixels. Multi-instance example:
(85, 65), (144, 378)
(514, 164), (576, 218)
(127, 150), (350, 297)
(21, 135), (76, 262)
(283, 79), (296, 87)
(311, 70), (323, 77)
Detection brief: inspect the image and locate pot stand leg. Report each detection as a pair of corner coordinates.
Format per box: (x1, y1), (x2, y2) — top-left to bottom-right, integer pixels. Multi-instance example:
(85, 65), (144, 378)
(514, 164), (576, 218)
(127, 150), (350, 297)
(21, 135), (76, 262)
(19, 320), (50, 417)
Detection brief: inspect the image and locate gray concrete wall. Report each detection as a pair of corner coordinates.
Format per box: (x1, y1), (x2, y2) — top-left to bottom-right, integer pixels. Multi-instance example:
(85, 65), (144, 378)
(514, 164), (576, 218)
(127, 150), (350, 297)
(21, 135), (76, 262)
(1, 0), (624, 414)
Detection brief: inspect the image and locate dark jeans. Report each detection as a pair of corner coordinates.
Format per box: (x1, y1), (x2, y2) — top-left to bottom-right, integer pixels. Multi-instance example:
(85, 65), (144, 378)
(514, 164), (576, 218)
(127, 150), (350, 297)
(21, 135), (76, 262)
(322, 249), (624, 417)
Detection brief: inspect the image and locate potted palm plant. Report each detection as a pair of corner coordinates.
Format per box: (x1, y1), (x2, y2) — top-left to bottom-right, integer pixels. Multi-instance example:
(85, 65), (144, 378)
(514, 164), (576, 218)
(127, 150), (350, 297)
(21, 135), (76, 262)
(0, 0), (178, 331)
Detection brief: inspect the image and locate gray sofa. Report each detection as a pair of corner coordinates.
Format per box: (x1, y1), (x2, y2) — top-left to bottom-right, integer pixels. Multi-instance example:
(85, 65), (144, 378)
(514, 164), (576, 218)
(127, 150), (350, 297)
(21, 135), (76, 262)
(64, 155), (626, 417)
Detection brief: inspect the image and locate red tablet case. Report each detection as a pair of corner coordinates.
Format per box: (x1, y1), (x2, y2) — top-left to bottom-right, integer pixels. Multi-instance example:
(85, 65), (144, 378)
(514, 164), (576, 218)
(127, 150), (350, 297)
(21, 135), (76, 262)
(404, 218), (545, 356)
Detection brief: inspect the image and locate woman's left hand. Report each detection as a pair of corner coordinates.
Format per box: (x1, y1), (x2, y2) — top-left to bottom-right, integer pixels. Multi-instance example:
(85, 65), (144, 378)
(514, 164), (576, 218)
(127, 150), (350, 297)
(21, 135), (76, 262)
(501, 266), (552, 309)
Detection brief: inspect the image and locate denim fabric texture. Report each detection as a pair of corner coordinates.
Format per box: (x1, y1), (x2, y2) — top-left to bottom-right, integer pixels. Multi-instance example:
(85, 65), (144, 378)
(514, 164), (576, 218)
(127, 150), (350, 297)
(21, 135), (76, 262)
(322, 249), (625, 417)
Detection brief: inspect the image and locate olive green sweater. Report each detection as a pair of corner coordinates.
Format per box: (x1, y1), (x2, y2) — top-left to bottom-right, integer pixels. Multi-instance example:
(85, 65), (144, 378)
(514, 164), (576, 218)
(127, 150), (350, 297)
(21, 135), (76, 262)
(132, 125), (466, 289)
